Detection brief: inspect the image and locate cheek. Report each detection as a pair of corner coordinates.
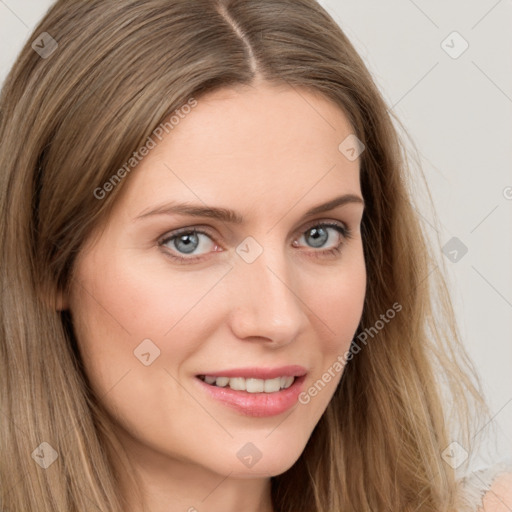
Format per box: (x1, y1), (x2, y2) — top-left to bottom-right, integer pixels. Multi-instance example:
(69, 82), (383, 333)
(296, 281), (365, 419)
(72, 248), (229, 340)
(308, 252), (366, 352)
(298, 245), (366, 408)
(68, 252), (230, 389)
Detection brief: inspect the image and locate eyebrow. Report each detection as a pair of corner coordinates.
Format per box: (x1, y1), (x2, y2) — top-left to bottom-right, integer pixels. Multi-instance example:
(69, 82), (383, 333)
(134, 194), (364, 224)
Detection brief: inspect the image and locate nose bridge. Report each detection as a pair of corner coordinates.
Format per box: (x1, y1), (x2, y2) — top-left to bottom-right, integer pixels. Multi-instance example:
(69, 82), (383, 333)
(229, 241), (307, 343)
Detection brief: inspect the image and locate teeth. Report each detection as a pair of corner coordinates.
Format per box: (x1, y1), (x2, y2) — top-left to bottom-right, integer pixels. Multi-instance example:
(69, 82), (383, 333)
(282, 376), (294, 389)
(215, 376), (229, 387)
(263, 377), (281, 393)
(229, 377), (245, 391)
(199, 375), (296, 392)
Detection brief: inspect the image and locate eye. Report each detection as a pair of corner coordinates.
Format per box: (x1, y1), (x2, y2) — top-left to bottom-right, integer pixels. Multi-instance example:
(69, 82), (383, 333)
(158, 221), (351, 264)
(159, 228), (219, 263)
(293, 222), (351, 259)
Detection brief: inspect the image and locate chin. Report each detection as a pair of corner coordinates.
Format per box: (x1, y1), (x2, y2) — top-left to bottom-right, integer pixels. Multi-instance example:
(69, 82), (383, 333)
(228, 438), (308, 478)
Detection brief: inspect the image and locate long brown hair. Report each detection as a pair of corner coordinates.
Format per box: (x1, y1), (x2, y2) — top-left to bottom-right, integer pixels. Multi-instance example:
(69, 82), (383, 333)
(0, 0), (489, 510)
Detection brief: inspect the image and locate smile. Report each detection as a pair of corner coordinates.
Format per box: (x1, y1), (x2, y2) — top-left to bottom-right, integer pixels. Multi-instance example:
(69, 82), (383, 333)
(194, 367), (308, 417)
(197, 375), (295, 393)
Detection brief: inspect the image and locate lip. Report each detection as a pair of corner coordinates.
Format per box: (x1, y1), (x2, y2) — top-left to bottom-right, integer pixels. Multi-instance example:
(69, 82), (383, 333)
(196, 365), (307, 380)
(194, 368), (307, 417)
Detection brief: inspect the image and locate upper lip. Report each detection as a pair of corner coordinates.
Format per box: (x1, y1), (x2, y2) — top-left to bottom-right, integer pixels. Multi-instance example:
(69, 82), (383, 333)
(196, 365), (307, 379)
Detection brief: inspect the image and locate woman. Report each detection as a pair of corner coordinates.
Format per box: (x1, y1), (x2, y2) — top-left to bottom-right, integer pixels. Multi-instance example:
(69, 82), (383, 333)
(0, 0), (510, 510)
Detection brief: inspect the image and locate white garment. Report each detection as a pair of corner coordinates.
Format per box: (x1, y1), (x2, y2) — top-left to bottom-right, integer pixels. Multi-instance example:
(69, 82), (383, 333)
(457, 461), (512, 511)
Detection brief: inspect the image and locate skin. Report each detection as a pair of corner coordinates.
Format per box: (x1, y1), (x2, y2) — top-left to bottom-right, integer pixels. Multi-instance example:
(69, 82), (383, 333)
(63, 81), (367, 512)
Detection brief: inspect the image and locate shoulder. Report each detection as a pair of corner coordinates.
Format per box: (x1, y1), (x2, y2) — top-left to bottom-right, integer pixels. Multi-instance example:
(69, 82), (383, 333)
(480, 471), (512, 511)
(458, 462), (512, 512)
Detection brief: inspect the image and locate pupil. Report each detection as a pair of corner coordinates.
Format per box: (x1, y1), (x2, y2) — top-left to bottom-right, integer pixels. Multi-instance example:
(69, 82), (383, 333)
(308, 227), (327, 248)
(175, 232), (199, 254)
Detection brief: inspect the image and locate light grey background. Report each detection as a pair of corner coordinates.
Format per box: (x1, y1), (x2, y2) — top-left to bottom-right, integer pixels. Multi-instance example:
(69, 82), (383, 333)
(1, 0), (511, 465)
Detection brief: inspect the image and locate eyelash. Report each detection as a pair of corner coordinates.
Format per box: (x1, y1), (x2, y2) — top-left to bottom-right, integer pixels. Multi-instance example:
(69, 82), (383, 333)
(158, 221), (352, 265)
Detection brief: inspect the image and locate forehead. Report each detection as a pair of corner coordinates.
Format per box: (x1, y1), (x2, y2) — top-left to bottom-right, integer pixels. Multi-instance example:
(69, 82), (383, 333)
(116, 83), (361, 221)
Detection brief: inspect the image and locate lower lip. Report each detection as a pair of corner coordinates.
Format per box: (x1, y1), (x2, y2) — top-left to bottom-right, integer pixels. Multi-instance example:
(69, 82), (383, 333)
(195, 375), (306, 417)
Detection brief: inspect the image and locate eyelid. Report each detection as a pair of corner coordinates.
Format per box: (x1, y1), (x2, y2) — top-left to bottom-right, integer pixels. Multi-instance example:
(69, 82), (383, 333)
(158, 218), (349, 245)
(298, 218), (349, 237)
(158, 218), (352, 263)
(159, 225), (215, 240)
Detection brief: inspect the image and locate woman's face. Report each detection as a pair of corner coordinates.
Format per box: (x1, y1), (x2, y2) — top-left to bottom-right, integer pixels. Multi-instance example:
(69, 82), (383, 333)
(66, 82), (366, 481)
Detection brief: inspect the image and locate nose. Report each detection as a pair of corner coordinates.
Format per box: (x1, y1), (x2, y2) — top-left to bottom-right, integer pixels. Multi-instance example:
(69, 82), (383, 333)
(227, 246), (309, 347)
